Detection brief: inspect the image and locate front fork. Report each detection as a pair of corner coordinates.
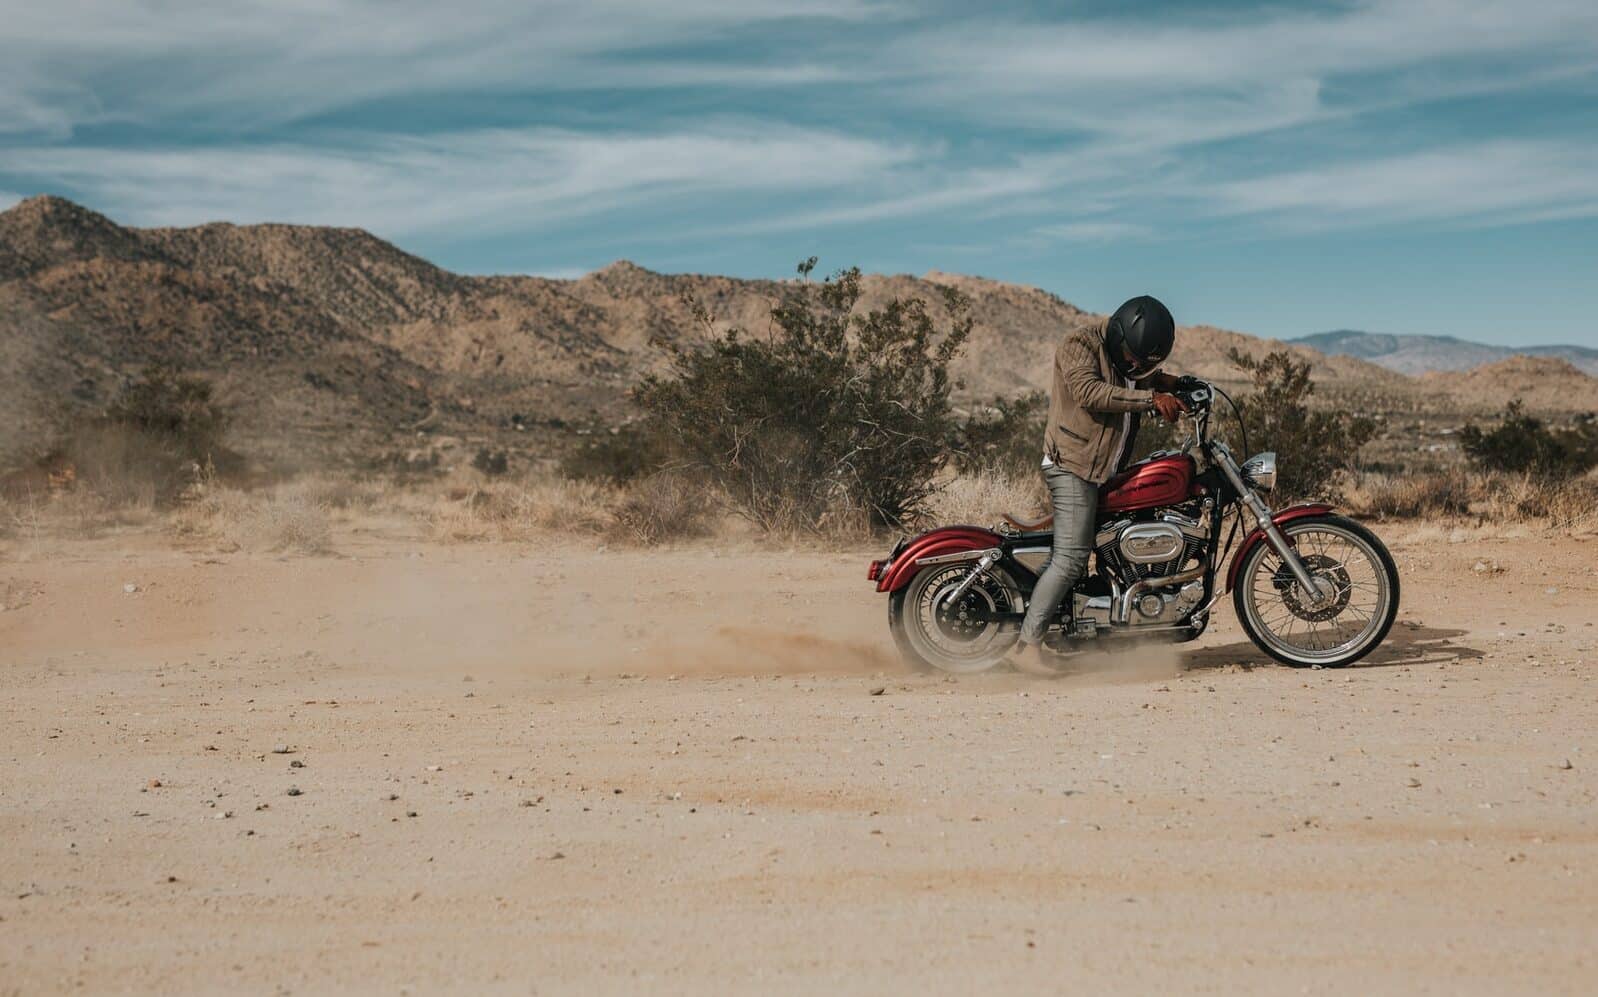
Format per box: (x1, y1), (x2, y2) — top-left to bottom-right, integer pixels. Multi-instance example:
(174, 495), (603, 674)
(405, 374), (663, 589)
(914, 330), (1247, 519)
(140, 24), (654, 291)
(1212, 445), (1331, 606)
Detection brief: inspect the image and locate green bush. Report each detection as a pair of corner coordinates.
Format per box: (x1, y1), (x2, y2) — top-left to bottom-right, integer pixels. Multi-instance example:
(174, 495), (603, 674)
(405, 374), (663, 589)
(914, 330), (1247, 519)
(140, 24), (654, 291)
(954, 391), (1047, 474)
(1460, 403), (1598, 478)
(635, 259), (971, 531)
(1226, 348), (1378, 500)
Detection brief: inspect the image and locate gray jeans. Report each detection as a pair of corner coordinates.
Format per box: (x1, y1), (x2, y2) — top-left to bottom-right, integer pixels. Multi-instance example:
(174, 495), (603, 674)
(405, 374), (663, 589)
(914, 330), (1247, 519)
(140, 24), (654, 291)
(1019, 464), (1097, 645)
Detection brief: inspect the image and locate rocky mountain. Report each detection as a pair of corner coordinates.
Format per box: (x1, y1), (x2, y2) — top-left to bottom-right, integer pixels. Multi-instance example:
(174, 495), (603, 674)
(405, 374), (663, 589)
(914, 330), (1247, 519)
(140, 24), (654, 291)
(1296, 330), (1598, 377)
(2, 196), (1593, 468)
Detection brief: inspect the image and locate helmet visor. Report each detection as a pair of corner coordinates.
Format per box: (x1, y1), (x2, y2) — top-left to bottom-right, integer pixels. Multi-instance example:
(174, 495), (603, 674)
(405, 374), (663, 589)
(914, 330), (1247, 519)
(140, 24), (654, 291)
(1119, 343), (1166, 378)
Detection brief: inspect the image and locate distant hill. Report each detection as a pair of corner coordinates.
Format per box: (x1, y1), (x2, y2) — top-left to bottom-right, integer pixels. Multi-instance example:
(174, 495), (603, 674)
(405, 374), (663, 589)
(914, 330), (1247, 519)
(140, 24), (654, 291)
(1296, 330), (1598, 377)
(1417, 356), (1598, 412)
(1, 195), (1592, 467)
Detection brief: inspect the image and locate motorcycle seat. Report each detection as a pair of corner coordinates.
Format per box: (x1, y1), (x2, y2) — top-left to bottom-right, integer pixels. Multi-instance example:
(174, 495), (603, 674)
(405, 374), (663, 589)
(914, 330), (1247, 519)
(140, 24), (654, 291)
(1001, 512), (1054, 533)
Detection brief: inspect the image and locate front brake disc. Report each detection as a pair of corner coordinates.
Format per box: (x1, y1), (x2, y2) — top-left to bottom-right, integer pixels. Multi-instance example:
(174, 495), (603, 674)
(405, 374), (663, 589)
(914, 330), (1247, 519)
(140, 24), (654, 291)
(1272, 554), (1351, 622)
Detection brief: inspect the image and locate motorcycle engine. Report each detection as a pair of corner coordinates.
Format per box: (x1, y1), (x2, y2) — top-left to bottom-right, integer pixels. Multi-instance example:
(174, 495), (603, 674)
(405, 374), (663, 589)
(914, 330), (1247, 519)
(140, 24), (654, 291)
(1096, 512), (1208, 583)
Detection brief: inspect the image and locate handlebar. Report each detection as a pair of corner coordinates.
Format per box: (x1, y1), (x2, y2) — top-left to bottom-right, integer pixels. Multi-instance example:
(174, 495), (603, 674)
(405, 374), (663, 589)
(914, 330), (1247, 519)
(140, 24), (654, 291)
(1172, 376), (1212, 413)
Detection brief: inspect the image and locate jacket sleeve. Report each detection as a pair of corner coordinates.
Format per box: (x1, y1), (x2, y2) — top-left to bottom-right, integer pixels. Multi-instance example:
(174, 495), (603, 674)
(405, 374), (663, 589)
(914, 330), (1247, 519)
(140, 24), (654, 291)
(1136, 370), (1180, 392)
(1058, 334), (1155, 414)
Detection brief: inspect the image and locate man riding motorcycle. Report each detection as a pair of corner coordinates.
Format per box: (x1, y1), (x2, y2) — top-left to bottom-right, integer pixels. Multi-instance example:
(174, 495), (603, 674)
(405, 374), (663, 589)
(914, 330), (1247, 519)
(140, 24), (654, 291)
(1016, 295), (1189, 663)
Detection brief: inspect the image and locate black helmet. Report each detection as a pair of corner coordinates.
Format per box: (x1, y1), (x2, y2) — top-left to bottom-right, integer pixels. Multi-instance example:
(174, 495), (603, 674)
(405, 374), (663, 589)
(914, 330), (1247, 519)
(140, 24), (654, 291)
(1105, 295), (1175, 379)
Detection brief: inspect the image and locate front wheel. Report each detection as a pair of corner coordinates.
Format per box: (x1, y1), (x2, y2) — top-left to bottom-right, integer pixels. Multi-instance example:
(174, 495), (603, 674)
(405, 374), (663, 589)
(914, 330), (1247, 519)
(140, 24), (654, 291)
(889, 563), (1023, 673)
(1233, 514), (1399, 668)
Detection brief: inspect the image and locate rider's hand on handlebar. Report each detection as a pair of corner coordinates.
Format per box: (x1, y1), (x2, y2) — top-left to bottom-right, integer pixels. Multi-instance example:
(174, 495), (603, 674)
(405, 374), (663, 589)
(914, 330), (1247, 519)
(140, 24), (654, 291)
(1151, 392), (1187, 423)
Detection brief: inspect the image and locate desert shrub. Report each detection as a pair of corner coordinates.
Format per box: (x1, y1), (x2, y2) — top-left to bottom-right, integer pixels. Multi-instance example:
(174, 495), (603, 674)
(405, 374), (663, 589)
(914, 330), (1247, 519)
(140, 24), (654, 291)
(1459, 403), (1598, 478)
(1226, 348), (1378, 500)
(471, 448), (510, 477)
(636, 259), (970, 531)
(613, 473), (714, 545)
(48, 368), (236, 506)
(174, 486), (332, 554)
(244, 493), (333, 553)
(103, 367), (228, 458)
(954, 391), (1047, 474)
(559, 423), (668, 484)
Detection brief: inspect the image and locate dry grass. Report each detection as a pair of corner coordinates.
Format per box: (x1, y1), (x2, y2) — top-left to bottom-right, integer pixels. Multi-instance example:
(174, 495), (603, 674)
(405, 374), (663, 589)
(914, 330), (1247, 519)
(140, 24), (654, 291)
(422, 471), (713, 545)
(173, 485), (333, 554)
(1344, 468), (1598, 529)
(425, 476), (615, 542)
(925, 470), (1047, 530)
(12, 460), (1590, 554)
(1341, 468), (1476, 520)
(0, 486), (157, 541)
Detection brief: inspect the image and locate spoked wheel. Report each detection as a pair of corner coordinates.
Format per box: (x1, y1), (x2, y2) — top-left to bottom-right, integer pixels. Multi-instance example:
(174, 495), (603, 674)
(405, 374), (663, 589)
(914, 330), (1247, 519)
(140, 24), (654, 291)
(889, 563), (1023, 673)
(1234, 514), (1399, 668)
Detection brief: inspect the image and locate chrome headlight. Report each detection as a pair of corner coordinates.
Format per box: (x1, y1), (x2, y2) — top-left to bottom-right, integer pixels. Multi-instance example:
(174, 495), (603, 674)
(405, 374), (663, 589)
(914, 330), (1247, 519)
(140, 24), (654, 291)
(1242, 451), (1277, 491)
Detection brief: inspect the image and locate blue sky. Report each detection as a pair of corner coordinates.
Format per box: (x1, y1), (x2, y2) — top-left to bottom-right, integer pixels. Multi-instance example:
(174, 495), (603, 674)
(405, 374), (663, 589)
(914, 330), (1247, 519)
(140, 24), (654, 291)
(2, 0), (1595, 346)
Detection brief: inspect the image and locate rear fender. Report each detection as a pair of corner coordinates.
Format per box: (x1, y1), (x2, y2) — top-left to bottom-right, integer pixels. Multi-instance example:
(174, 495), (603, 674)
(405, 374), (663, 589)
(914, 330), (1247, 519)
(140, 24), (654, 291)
(1225, 504), (1334, 593)
(875, 525), (1003, 593)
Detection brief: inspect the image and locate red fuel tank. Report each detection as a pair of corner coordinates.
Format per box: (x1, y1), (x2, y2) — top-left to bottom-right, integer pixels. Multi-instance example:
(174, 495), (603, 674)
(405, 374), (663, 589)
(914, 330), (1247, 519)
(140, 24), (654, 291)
(1099, 454), (1197, 514)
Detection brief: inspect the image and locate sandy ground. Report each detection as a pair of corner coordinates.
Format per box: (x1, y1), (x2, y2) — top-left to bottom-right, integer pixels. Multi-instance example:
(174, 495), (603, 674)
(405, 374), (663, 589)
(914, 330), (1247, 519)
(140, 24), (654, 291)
(2, 524), (1596, 995)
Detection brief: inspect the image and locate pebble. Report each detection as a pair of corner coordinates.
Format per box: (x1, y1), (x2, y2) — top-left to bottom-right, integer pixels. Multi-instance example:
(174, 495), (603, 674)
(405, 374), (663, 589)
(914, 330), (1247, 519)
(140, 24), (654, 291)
(123, 583), (139, 594)
(289, 759), (305, 769)
(869, 686), (886, 696)
(271, 745), (292, 755)
(1406, 778), (1422, 788)
(286, 786), (303, 796)
(1559, 759), (1574, 770)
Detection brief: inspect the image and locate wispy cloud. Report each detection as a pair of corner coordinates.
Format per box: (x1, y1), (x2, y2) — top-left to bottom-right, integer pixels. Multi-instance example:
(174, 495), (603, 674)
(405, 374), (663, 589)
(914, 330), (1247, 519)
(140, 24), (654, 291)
(1207, 139), (1598, 229)
(1, 123), (921, 235)
(0, 0), (898, 133)
(2, 0), (1596, 253)
(1031, 221), (1152, 243)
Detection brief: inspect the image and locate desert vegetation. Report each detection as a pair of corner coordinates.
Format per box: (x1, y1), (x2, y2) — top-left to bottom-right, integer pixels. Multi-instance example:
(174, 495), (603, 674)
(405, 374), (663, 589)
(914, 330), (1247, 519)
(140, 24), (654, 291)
(3, 276), (1595, 554)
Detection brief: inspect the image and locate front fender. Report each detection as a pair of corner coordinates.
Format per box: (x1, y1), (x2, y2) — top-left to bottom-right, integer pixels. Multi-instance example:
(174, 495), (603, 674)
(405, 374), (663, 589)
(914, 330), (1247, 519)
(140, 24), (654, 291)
(1224, 504), (1335, 593)
(876, 525), (1003, 593)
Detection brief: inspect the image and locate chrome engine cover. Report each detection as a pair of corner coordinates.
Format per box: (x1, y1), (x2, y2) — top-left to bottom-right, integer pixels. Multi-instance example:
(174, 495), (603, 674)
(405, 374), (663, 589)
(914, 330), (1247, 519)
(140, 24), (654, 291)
(1118, 522), (1185, 564)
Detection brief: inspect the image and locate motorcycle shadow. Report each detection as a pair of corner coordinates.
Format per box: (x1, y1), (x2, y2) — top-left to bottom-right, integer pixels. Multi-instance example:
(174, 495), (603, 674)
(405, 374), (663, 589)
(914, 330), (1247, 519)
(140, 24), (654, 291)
(1180, 622), (1485, 672)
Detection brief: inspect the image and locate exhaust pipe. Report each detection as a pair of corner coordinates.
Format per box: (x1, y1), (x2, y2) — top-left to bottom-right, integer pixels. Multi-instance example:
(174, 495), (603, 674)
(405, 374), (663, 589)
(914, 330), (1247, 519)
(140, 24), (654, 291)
(1113, 564), (1206, 625)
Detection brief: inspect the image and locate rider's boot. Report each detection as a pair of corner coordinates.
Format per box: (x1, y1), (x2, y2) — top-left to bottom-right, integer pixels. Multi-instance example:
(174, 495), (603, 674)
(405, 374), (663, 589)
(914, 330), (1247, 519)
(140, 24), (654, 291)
(1008, 640), (1069, 676)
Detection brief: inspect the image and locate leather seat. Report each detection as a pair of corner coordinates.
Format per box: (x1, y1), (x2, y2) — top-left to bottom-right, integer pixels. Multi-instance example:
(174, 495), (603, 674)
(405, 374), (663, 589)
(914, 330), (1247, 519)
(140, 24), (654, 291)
(1001, 512), (1053, 532)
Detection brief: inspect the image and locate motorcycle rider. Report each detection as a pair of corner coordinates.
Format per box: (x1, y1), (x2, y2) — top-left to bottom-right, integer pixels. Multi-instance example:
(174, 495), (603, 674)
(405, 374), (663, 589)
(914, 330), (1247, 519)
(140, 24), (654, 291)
(1016, 295), (1188, 661)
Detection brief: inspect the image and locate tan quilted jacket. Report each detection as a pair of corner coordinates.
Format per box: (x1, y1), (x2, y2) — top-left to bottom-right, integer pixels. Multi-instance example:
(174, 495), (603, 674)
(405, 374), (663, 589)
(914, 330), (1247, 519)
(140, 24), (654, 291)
(1043, 318), (1156, 483)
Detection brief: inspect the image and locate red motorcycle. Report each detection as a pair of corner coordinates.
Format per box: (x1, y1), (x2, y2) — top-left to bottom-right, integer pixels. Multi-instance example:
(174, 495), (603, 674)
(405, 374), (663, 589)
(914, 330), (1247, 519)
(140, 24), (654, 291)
(868, 378), (1399, 673)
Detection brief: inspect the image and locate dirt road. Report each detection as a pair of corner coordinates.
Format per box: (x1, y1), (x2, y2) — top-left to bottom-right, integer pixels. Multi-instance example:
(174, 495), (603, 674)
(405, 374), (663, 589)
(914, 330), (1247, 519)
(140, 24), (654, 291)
(2, 527), (1595, 994)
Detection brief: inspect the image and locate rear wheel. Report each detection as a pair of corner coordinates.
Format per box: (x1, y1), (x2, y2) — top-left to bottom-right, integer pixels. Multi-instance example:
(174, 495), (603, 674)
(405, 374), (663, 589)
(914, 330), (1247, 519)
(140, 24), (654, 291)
(1233, 514), (1398, 667)
(889, 563), (1023, 673)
